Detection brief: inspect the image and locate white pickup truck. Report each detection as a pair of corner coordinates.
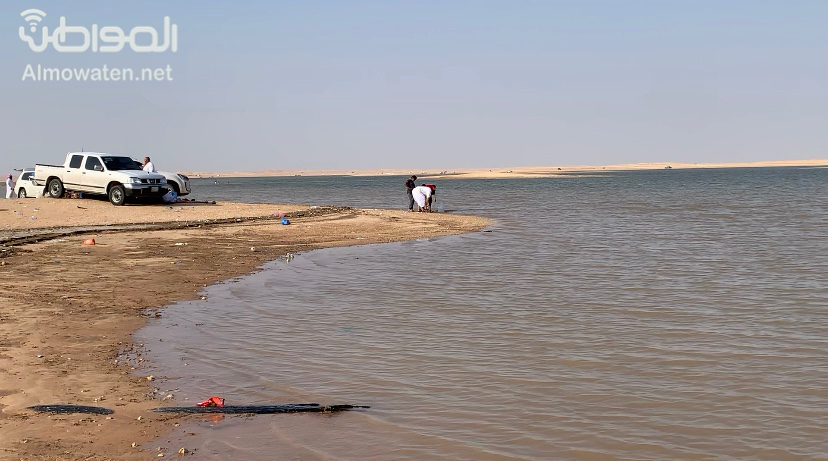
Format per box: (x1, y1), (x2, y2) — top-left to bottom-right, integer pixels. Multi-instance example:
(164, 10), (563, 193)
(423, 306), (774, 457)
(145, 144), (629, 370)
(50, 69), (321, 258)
(34, 152), (169, 205)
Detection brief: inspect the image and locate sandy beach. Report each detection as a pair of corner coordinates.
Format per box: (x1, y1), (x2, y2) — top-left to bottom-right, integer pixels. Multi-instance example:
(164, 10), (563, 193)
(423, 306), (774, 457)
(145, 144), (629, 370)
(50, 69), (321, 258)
(0, 198), (489, 460)
(180, 159), (828, 180)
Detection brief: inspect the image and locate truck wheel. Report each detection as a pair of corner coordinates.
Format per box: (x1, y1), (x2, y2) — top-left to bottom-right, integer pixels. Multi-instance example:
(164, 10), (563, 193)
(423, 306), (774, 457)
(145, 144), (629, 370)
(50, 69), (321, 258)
(18, 188), (27, 198)
(108, 184), (126, 206)
(169, 182), (180, 195)
(47, 178), (64, 198)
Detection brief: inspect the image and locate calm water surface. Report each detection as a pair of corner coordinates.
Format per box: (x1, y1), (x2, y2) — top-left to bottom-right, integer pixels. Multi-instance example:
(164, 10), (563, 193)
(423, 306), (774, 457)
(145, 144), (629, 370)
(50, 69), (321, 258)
(138, 168), (828, 460)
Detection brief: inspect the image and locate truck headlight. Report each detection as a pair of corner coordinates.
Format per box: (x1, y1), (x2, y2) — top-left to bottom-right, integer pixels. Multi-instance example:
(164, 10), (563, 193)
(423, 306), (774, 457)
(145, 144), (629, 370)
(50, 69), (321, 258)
(160, 178), (168, 184)
(129, 177), (142, 184)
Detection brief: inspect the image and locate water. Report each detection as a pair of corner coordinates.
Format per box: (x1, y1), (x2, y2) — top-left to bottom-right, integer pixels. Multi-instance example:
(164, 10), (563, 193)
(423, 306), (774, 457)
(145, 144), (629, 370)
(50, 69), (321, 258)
(138, 168), (828, 460)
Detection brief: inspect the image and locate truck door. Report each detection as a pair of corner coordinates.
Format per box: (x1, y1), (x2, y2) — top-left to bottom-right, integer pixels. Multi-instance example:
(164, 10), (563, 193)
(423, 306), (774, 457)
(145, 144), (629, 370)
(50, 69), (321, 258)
(82, 156), (108, 194)
(63, 154), (85, 190)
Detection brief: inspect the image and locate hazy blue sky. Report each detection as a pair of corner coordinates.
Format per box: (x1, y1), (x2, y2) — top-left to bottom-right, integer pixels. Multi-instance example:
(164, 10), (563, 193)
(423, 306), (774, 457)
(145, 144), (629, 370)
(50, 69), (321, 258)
(2, 0), (826, 174)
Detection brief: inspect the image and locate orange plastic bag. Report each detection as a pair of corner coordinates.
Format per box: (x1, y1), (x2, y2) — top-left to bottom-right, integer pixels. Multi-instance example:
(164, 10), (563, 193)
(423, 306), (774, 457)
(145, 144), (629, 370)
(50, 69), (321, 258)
(196, 397), (225, 408)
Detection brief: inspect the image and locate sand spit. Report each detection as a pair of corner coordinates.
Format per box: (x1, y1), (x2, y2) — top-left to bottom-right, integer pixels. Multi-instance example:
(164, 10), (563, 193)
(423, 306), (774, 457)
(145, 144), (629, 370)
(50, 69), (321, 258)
(0, 199), (489, 460)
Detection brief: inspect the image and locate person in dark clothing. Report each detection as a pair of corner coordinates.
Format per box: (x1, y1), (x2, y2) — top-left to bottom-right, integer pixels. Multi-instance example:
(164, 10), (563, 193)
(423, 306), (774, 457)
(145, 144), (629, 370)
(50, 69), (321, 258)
(405, 175), (417, 211)
(424, 184), (436, 211)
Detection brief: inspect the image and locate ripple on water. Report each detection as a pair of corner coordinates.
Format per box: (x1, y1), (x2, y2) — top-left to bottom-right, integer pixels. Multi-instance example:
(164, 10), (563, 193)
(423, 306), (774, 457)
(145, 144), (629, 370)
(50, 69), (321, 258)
(139, 169), (828, 460)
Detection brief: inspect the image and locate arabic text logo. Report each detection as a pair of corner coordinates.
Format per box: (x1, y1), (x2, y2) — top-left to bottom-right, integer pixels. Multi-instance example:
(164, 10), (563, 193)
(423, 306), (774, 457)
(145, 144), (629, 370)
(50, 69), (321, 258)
(21, 9), (45, 33)
(18, 10), (177, 53)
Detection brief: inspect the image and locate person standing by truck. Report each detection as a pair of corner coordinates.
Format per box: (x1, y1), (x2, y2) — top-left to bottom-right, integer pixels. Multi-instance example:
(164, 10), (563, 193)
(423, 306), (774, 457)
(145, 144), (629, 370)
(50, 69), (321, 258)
(405, 175), (417, 211)
(142, 157), (157, 173)
(5, 174), (14, 199)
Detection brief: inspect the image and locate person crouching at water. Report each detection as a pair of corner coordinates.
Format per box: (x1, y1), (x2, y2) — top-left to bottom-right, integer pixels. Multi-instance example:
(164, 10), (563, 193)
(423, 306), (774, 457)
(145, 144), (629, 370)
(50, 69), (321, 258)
(412, 184), (436, 212)
(405, 175), (417, 211)
(424, 184), (436, 211)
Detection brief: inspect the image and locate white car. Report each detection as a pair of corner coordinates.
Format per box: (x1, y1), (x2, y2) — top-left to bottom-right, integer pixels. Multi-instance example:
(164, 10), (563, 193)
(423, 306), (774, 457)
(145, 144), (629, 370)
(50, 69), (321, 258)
(15, 168), (42, 198)
(129, 159), (191, 196)
(158, 171), (191, 196)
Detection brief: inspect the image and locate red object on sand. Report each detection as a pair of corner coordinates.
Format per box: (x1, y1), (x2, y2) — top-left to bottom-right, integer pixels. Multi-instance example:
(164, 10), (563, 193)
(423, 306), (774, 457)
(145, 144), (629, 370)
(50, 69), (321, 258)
(197, 397), (225, 408)
(82, 238), (96, 246)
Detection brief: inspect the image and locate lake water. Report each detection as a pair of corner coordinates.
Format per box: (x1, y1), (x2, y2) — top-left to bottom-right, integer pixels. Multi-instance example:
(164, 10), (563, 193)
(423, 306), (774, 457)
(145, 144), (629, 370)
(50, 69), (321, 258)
(138, 168), (828, 460)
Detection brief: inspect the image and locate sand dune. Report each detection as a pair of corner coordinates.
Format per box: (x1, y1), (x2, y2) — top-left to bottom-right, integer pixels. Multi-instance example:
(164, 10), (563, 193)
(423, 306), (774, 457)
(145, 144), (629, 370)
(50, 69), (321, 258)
(181, 159), (828, 179)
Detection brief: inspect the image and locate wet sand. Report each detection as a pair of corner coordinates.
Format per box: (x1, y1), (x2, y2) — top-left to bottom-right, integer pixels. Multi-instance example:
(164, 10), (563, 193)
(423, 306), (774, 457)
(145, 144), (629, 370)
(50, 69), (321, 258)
(0, 199), (489, 460)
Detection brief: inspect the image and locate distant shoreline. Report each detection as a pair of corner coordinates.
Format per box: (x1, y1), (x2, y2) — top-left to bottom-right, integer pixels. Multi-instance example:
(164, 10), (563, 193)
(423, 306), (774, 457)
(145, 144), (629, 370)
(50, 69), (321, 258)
(181, 159), (828, 180)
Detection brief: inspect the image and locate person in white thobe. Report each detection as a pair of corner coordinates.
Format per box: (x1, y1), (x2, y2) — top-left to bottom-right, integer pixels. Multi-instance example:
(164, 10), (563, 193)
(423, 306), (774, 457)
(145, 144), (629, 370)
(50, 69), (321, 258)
(142, 156), (156, 173)
(5, 175), (14, 199)
(411, 185), (433, 211)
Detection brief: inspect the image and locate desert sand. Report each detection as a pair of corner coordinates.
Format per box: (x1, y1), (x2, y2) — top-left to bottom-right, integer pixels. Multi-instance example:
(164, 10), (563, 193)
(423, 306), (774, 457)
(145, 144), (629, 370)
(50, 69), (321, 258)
(0, 198), (489, 460)
(181, 159), (828, 179)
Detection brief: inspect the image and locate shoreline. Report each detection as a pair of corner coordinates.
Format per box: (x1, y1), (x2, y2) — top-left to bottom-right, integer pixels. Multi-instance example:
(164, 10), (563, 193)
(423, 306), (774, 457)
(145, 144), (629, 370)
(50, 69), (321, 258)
(0, 200), (490, 460)
(180, 159), (828, 179)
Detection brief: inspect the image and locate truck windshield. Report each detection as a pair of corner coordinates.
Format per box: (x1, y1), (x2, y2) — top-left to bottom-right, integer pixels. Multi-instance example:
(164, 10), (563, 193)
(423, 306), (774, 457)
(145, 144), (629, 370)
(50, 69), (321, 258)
(101, 156), (142, 171)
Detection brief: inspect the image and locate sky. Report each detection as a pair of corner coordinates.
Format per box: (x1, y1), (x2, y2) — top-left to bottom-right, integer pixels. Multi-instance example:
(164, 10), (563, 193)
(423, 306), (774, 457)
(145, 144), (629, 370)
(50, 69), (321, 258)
(1, 0), (827, 174)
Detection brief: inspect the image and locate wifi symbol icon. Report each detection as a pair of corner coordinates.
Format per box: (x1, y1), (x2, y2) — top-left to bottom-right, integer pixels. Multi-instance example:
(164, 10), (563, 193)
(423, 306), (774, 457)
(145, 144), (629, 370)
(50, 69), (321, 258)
(21, 9), (46, 33)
